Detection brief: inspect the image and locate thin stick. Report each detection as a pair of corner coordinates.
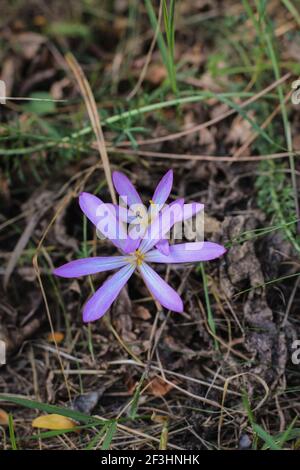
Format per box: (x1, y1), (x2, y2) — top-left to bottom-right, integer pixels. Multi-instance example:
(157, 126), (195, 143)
(107, 146), (300, 162)
(65, 52), (116, 203)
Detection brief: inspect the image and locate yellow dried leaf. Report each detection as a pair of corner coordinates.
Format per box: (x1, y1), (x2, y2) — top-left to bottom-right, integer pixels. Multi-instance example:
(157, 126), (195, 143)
(151, 413), (168, 425)
(32, 414), (77, 431)
(0, 409), (9, 425)
(47, 332), (64, 343)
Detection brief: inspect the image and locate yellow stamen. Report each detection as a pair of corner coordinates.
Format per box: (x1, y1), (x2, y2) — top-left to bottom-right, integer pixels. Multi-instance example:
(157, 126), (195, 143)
(135, 249), (145, 266)
(149, 199), (155, 206)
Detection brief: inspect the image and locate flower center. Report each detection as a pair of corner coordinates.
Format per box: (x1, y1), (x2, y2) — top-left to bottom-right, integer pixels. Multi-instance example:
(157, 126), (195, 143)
(134, 249), (145, 266)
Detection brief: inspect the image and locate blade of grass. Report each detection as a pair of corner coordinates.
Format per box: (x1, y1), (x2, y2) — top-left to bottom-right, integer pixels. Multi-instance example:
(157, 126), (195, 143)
(258, 0), (299, 220)
(159, 419), (169, 450)
(234, 271), (300, 297)
(252, 423), (281, 450)
(0, 91), (279, 156)
(144, 0), (170, 78)
(199, 263), (218, 349)
(8, 414), (18, 450)
(242, 390), (281, 450)
(162, 0), (177, 93)
(84, 425), (107, 450)
(281, 0), (300, 27)
(0, 394), (103, 425)
(129, 371), (147, 419)
(101, 421), (117, 450)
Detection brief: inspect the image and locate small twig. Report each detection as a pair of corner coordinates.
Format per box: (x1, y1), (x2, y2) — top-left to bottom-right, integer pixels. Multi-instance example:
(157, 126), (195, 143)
(65, 52), (116, 204)
(107, 145), (300, 163)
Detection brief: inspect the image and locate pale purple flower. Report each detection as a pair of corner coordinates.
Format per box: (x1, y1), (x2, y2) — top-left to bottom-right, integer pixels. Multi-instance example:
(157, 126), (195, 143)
(53, 172), (226, 323)
(112, 169), (203, 255)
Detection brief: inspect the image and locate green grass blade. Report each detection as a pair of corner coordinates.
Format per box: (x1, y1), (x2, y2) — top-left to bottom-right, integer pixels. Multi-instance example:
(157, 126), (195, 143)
(199, 263), (218, 349)
(0, 394), (103, 425)
(281, 0), (300, 26)
(144, 0), (169, 71)
(129, 371), (146, 419)
(101, 421), (117, 450)
(8, 414), (18, 450)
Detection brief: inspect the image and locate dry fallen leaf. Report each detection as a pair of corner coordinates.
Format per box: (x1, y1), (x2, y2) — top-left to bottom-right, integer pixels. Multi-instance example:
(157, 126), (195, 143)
(0, 409), (9, 426)
(133, 305), (151, 320)
(32, 414), (78, 431)
(225, 112), (255, 145)
(146, 64), (167, 85)
(148, 377), (174, 397)
(47, 332), (64, 344)
(151, 412), (168, 424)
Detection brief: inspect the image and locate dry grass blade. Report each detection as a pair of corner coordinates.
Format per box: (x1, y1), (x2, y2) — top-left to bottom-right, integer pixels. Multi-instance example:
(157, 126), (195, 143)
(65, 52), (116, 203)
(107, 146), (300, 162)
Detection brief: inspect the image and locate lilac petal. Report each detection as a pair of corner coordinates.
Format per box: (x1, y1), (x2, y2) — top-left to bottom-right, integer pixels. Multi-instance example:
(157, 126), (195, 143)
(125, 235), (141, 253)
(79, 192), (104, 227)
(79, 192), (130, 253)
(112, 171), (142, 207)
(139, 262), (183, 312)
(152, 169), (173, 207)
(83, 264), (135, 323)
(53, 256), (128, 278)
(145, 242), (226, 263)
(150, 202), (203, 255)
(106, 203), (129, 223)
(155, 239), (170, 256)
(139, 198), (184, 253)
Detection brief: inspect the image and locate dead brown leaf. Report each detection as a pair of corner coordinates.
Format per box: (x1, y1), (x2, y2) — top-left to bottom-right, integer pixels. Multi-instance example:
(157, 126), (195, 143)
(148, 377), (174, 397)
(133, 305), (152, 320)
(145, 64), (167, 85)
(0, 409), (9, 425)
(47, 332), (64, 344)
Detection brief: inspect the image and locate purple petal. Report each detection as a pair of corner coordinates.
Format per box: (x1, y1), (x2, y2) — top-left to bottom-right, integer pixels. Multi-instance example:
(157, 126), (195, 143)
(155, 239), (170, 256)
(79, 192), (104, 227)
(152, 169), (173, 207)
(139, 262), (183, 312)
(112, 171), (142, 207)
(79, 192), (130, 253)
(145, 242), (226, 263)
(53, 256), (128, 278)
(106, 203), (129, 223)
(83, 264), (135, 323)
(125, 236), (141, 253)
(139, 198), (184, 253)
